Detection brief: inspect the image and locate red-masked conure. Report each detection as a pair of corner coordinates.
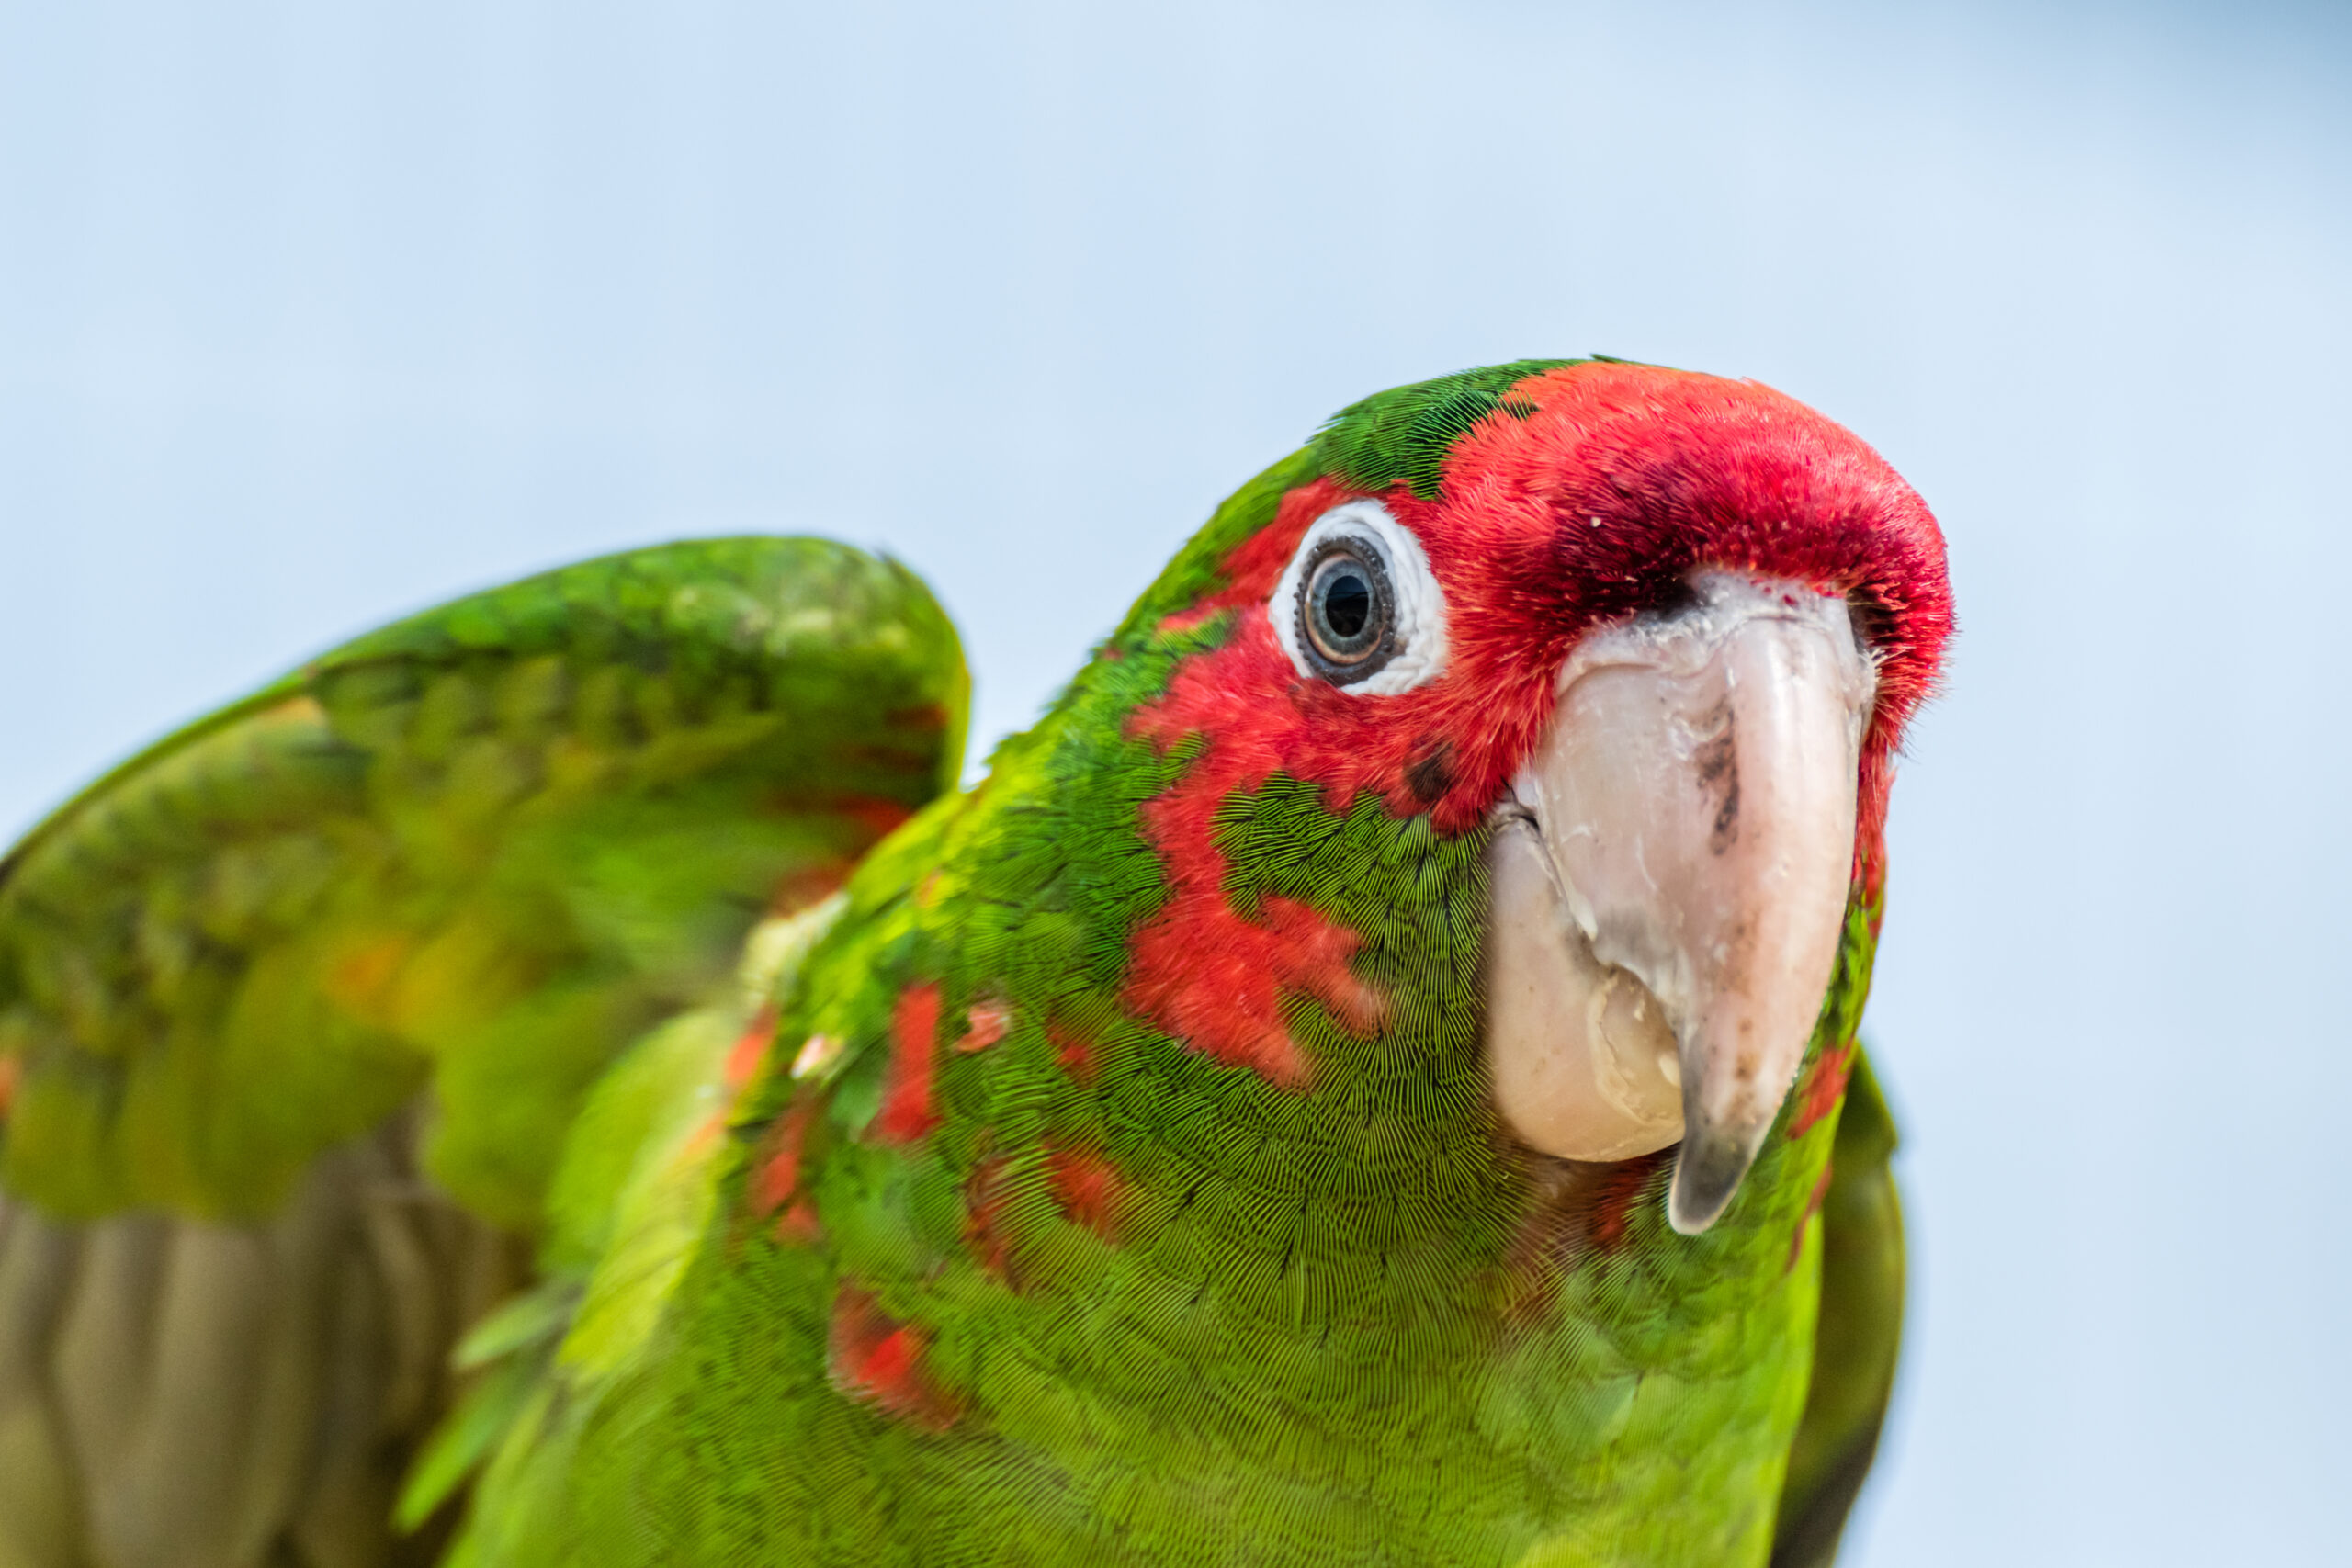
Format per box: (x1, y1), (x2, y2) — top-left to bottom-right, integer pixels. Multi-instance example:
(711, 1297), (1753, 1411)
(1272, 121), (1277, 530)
(0, 358), (1951, 1567)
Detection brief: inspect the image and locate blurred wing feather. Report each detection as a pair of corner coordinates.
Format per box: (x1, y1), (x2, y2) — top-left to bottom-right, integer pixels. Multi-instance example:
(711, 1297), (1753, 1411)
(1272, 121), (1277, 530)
(0, 535), (965, 1227)
(1770, 1045), (1906, 1568)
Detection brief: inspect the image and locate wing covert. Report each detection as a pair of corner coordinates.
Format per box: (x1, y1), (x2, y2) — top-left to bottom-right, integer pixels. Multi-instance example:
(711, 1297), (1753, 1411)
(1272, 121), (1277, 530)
(0, 536), (966, 1231)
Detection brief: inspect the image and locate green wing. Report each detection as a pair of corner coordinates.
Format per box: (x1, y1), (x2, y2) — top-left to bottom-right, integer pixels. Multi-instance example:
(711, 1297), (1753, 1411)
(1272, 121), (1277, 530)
(0, 536), (963, 1229)
(0, 537), (965, 1568)
(1771, 1046), (1907, 1568)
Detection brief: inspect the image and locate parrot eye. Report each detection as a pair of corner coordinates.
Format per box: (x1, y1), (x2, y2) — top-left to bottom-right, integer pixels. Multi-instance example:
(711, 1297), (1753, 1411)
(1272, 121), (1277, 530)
(1272, 501), (1450, 694)
(1300, 543), (1392, 673)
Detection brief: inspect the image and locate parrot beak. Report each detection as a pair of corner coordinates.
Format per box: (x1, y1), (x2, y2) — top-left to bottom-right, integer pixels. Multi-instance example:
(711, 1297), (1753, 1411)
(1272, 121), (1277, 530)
(1485, 572), (1876, 1235)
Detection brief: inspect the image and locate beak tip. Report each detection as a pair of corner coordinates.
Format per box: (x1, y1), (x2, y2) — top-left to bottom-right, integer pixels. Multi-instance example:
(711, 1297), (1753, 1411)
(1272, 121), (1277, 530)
(1666, 1129), (1762, 1236)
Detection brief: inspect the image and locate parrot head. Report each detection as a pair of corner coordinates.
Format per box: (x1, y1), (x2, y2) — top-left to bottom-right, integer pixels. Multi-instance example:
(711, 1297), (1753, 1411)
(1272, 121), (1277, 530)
(1113, 358), (1951, 1234)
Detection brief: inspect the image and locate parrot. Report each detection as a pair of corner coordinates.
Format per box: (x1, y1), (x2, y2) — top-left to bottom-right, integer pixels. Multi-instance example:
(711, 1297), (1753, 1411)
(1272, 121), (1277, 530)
(0, 357), (1951, 1568)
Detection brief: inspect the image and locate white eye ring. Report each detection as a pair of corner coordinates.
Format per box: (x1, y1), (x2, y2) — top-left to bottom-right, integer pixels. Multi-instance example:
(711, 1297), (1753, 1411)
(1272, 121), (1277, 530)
(1270, 501), (1451, 695)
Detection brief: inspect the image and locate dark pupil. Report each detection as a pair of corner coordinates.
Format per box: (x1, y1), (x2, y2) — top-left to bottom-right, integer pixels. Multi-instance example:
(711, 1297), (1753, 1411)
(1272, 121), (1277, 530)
(1302, 544), (1389, 674)
(1320, 569), (1371, 639)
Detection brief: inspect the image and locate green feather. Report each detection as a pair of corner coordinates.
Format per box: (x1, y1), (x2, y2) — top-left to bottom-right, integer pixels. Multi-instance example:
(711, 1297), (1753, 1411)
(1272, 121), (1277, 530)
(1316, 359), (1579, 499)
(1770, 1048), (1905, 1568)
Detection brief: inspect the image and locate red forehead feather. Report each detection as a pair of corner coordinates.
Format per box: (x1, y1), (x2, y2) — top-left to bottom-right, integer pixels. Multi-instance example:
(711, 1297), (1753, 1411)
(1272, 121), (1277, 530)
(1143, 364), (1950, 845)
(1423, 362), (1950, 713)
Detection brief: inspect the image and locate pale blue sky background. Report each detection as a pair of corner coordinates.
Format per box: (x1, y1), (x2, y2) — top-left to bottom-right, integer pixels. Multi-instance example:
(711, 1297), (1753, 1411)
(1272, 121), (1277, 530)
(3, 2), (2347, 1562)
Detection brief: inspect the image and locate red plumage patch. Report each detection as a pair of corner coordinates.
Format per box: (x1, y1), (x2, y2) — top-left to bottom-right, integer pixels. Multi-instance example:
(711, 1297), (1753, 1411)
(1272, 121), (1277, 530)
(748, 1101), (826, 1244)
(1048, 1017), (1097, 1085)
(1124, 487), (1405, 1085)
(873, 983), (943, 1144)
(963, 1143), (1132, 1285)
(751, 1102), (812, 1219)
(724, 1007), (776, 1096)
(828, 1285), (956, 1430)
(1589, 1151), (1671, 1252)
(957, 998), (1011, 1053)
(1788, 1041), (1857, 1142)
(1046, 1143), (1128, 1242)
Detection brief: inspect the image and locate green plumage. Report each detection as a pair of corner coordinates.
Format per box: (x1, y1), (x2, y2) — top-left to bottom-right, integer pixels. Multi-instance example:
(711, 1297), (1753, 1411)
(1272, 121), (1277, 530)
(1317, 361), (1575, 500)
(0, 537), (962, 1225)
(0, 373), (1911, 1568)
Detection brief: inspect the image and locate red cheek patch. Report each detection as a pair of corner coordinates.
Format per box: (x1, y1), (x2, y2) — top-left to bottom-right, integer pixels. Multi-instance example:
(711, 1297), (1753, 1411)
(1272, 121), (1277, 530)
(1123, 880), (1381, 1085)
(1120, 665), (1397, 1082)
(828, 1284), (957, 1431)
(872, 983), (943, 1145)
